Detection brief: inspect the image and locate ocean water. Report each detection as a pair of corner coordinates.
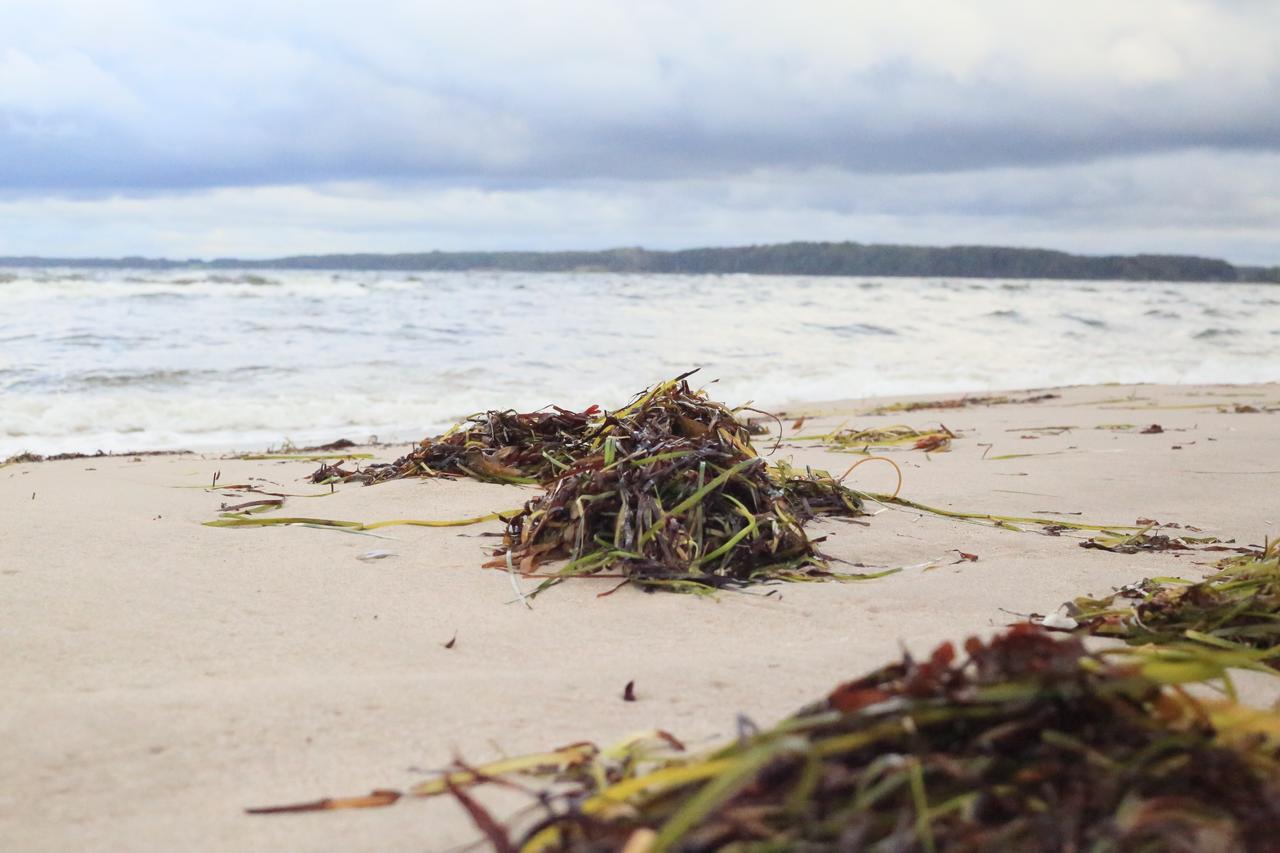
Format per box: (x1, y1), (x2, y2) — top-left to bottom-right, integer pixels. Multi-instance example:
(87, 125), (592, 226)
(1, 268), (1277, 456)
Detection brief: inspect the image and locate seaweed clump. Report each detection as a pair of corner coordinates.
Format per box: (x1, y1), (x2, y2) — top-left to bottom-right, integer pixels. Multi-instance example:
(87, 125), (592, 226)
(496, 628), (1280, 849)
(1075, 539), (1280, 666)
(301, 372), (867, 592)
(253, 627), (1280, 850)
(485, 376), (867, 591)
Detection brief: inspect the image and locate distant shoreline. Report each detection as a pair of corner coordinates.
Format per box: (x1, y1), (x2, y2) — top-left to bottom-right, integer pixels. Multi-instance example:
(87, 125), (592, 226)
(3, 241), (1277, 283)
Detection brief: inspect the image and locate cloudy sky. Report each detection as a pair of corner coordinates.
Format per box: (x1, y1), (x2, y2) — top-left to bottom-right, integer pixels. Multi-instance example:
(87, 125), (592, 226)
(1, 1), (1277, 262)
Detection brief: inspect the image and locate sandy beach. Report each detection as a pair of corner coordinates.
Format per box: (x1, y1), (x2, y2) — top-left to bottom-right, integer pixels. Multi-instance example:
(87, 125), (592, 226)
(3, 381), (1278, 852)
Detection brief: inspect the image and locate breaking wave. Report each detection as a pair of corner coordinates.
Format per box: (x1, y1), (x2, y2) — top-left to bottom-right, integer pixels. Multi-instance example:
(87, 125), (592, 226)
(2, 268), (1278, 455)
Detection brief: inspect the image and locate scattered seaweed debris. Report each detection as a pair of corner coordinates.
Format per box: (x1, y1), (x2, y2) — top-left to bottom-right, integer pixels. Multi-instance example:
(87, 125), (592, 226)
(483, 378), (869, 592)
(795, 424), (956, 453)
(1074, 539), (1280, 666)
(312, 406), (602, 486)
(248, 789), (401, 814)
(1005, 424), (1077, 435)
(236, 451), (374, 462)
(301, 437), (357, 452)
(250, 627), (1280, 850)
(1079, 527), (1228, 554)
(863, 392), (1059, 415)
(3, 448), (193, 466)
(205, 511), (507, 532)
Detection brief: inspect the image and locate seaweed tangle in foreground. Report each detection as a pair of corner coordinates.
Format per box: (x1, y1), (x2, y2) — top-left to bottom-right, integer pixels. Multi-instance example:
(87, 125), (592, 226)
(502, 627), (1280, 851)
(250, 626), (1280, 851)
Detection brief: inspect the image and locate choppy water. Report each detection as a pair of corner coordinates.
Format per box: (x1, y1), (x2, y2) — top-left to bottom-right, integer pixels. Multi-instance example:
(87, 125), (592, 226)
(1, 268), (1277, 455)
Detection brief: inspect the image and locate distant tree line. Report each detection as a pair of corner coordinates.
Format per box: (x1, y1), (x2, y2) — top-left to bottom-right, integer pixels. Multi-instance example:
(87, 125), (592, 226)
(4, 242), (1278, 282)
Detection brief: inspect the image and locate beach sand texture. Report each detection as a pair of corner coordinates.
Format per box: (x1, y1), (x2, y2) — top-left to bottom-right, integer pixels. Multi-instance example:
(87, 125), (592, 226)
(3, 382), (1278, 851)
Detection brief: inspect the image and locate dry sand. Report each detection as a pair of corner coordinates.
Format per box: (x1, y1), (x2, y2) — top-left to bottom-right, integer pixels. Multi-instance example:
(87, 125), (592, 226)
(3, 382), (1278, 851)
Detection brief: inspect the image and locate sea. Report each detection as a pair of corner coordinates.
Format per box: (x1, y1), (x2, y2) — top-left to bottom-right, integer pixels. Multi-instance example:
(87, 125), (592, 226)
(2, 268), (1277, 457)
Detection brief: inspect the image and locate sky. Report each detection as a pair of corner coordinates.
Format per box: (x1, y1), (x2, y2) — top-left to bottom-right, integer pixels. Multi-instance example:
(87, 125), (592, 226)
(1, 1), (1278, 263)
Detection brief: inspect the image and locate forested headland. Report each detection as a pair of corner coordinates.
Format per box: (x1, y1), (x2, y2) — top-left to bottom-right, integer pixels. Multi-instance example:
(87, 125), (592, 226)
(4, 242), (1277, 282)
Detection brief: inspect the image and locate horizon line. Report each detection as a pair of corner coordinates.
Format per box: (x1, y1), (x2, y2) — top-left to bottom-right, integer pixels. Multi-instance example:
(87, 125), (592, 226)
(2, 239), (1277, 269)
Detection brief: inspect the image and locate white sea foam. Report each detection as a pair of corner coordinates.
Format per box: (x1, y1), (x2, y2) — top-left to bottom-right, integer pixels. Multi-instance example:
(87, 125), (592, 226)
(1, 268), (1277, 456)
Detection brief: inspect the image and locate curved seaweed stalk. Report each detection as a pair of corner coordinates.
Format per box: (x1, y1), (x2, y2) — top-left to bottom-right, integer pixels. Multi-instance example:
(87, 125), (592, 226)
(858, 493), (1144, 534)
(204, 511), (511, 531)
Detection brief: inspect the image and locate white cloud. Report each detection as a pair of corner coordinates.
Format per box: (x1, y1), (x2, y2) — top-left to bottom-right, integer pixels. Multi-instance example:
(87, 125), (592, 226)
(0, 2), (1277, 259)
(2, 1), (1278, 186)
(1, 149), (1276, 263)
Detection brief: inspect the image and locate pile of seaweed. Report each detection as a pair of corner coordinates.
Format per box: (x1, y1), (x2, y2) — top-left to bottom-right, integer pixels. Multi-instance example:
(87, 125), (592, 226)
(485, 377), (867, 592)
(1075, 539), (1280, 667)
(252, 626), (1280, 850)
(308, 373), (868, 592)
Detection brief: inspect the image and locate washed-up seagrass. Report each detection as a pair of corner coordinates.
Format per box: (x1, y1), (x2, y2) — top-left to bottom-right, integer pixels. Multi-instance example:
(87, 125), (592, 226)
(484, 376), (869, 592)
(249, 626), (1280, 851)
(1075, 539), (1280, 666)
(297, 373), (868, 592)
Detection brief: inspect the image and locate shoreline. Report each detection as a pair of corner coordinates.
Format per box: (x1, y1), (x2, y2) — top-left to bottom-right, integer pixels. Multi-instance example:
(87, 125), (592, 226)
(6, 379), (1277, 463)
(3, 381), (1278, 850)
